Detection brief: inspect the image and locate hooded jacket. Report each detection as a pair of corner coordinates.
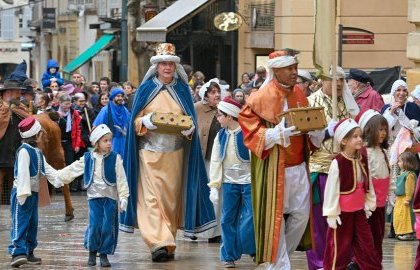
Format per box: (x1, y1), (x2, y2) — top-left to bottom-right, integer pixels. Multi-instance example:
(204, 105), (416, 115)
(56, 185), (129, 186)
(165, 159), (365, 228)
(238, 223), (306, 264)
(41, 59), (64, 88)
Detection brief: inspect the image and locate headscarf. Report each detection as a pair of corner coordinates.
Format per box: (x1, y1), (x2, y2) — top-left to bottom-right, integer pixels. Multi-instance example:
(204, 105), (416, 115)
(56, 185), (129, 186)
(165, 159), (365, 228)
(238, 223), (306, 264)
(390, 79), (407, 97)
(109, 88), (124, 101)
(330, 66), (360, 117)
(199, 78), (225, 104)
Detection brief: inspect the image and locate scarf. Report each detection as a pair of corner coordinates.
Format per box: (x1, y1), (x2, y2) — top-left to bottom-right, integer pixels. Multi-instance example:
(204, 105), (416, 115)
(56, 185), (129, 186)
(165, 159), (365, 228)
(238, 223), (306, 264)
(58, 107), (71, 132)
(108, 101), (130, 137)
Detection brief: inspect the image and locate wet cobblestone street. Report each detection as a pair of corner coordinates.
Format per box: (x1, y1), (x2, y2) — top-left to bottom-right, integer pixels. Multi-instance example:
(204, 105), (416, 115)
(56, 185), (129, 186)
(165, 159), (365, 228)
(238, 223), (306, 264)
(0, 194), (418, 269)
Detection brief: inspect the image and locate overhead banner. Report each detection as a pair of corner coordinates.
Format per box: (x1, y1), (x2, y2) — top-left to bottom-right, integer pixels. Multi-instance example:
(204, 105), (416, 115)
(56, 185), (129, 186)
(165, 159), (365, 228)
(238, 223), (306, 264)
(313, 0), (336, 77)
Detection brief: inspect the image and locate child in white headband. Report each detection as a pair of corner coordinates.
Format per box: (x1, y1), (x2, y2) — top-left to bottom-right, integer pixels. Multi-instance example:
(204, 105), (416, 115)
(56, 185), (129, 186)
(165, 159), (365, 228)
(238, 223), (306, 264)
(56, 124), (129, 267)
(323, 118), (381, 269)
(208, 97), (255, 268)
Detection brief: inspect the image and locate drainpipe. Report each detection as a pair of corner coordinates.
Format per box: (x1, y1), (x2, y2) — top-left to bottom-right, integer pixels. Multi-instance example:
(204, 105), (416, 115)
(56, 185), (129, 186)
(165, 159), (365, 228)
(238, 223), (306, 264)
(120, 0), (128, 82)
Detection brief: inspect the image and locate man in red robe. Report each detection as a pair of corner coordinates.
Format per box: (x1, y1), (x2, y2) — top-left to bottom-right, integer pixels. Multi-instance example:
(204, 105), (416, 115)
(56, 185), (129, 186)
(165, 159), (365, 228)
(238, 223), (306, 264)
(239, 49), (320, 269)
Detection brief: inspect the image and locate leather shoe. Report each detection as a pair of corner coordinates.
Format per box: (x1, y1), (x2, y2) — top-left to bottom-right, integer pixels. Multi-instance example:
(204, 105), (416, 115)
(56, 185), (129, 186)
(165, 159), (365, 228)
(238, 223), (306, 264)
(152, 247), (168, 262)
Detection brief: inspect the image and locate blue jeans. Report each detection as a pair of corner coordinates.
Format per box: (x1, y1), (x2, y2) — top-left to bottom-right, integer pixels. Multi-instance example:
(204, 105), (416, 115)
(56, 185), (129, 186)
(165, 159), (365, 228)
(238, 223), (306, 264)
(84, 197), (118, 254)
(220, 183), (256, 262)
(8, 188), (39, 256)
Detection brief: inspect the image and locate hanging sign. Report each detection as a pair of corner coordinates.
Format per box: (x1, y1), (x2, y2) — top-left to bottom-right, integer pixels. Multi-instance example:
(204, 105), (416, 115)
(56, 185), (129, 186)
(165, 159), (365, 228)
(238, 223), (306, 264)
(214, 12), (243, 32)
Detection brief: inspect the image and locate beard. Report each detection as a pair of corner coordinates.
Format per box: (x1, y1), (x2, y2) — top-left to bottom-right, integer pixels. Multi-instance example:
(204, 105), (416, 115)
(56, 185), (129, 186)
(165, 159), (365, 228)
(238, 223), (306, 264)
(114, 99), (123, 105)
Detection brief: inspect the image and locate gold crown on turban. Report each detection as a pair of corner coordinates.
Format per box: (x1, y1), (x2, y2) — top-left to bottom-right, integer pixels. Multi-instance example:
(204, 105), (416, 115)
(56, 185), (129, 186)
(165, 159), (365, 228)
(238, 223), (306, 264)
(155, 43), (176, 56)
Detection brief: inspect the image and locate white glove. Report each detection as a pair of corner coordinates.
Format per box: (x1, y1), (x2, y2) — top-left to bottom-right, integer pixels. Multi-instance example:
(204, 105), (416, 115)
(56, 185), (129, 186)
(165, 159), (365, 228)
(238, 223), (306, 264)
(327, 119), (338, 137)
(365, 209), (372, 219)
(327, 216), (342, 229)
(50, 77), (57, 82)
(364, 204), (373, 219)
(264, 127), (280, 150)
(181, 124), (195, 137)
(308, 129), (325, 148)
(209, 188), (219, 204)
(264, 117), (300, 149)
(142, 112), (157, 130)
(278, 117), (300, 147)
(17, 195), (27, 206)
(119, 198), (128, 212)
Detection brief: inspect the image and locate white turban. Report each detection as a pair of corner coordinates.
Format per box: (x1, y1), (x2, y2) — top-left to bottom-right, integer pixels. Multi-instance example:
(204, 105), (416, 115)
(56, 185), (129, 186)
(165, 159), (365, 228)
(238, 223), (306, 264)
(260, 55), (299, 90)
(90, 124), (112, 145)
(357, 109), (380, 131)
(334, 118), (360, 144)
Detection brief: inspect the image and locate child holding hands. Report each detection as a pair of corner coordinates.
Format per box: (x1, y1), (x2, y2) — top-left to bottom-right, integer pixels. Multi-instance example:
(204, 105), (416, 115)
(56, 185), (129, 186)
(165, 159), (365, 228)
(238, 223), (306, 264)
(9, 117), (63, 267)
(57, 124), (129, 267)
(208, 97), (255, 268)
(323, 119), (381, 270)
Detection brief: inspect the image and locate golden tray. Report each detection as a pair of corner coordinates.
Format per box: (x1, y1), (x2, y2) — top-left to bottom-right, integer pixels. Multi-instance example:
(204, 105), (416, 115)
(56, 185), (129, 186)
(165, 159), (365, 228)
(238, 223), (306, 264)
(280, 106), (327, 133)
(150, 112), (193, 134)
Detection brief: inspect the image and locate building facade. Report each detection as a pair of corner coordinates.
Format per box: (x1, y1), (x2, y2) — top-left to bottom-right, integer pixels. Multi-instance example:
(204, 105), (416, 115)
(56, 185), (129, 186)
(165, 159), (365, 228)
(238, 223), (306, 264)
(237, 0), (414, 80)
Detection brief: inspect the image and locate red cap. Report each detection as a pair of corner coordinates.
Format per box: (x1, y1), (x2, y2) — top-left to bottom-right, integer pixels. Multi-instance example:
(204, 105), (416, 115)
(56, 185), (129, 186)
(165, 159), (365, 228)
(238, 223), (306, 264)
(333, 118), (350, 133)
(222, 97), (241, 109)
(18, 117), (36, 133)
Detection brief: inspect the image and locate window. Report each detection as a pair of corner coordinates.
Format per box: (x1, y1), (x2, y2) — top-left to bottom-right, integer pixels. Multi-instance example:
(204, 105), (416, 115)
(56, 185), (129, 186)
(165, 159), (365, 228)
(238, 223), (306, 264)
(1, 9), (15, 40)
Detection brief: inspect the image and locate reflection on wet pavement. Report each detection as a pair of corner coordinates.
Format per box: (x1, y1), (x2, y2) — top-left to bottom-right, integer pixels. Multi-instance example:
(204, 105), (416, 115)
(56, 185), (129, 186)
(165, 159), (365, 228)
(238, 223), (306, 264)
(0, 194), (417, 269)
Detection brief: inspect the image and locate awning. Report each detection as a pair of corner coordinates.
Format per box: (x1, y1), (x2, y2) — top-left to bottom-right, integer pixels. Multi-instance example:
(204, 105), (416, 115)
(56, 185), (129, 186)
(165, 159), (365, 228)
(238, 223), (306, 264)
(136, 0), (215, 42)
(63, 34), (115, 73)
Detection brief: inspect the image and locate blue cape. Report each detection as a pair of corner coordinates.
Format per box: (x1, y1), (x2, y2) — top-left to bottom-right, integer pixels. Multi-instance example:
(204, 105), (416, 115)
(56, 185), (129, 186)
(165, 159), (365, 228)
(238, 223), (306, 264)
(119, 77), (216, 235)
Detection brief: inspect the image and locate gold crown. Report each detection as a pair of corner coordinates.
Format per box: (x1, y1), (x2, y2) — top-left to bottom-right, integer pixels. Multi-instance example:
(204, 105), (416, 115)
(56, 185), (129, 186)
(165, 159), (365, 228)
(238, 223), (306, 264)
(155, 43), (176, 56)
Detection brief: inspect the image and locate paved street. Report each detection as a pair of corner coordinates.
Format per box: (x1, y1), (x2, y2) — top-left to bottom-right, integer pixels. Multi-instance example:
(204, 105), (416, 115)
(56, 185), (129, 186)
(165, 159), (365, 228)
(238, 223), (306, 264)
(0, 193), (417, 269)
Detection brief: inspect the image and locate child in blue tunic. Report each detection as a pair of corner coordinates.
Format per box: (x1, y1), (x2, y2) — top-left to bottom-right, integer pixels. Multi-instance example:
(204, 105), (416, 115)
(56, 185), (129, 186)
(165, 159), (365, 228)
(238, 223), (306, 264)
(57, 124), (129, 267)
(208, 97), (256, 268)
(9, 117), (63, 268)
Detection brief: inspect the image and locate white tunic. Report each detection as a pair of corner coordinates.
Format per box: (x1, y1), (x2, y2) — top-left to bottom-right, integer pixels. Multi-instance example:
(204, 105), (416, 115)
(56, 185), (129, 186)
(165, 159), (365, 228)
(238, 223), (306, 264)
(14, 146), (61, 201)
(57, 152), (129, 201)
(208, 127), (251, 188)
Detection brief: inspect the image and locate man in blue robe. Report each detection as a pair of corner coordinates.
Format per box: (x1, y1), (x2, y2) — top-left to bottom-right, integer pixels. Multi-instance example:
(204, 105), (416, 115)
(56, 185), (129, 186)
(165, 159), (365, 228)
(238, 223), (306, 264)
(119, 43), (216, 262)
(93, 88), (131, 157)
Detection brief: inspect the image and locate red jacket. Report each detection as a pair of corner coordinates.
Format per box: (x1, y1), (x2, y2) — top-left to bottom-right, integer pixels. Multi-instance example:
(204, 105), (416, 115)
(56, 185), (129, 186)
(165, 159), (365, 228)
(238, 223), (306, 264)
(71, 109), (85, 149)
(355, 86), (384, 113)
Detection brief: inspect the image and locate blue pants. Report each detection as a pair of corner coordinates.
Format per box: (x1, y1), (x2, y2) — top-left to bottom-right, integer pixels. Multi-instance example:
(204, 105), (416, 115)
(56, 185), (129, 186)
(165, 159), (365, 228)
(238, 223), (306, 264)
(8, 188), (39, 256)
(84, 197), (118, 254)
(220, 183), (256, 262)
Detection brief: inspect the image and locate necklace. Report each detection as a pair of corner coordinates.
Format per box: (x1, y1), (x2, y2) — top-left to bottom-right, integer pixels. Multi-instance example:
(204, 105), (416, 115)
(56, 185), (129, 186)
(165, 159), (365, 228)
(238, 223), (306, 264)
(342, 151), (359, 159)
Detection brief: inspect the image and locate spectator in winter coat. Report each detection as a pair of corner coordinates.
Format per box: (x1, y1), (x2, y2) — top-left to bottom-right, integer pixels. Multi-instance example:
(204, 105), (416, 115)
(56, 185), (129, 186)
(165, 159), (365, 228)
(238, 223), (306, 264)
(41, 59), (64, 89)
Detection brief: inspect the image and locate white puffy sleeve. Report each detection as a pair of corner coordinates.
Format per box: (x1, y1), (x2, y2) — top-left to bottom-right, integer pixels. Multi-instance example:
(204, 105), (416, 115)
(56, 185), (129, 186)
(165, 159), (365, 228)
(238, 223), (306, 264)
(116, 154), (129, 200)
(323, 159), (341, 217)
